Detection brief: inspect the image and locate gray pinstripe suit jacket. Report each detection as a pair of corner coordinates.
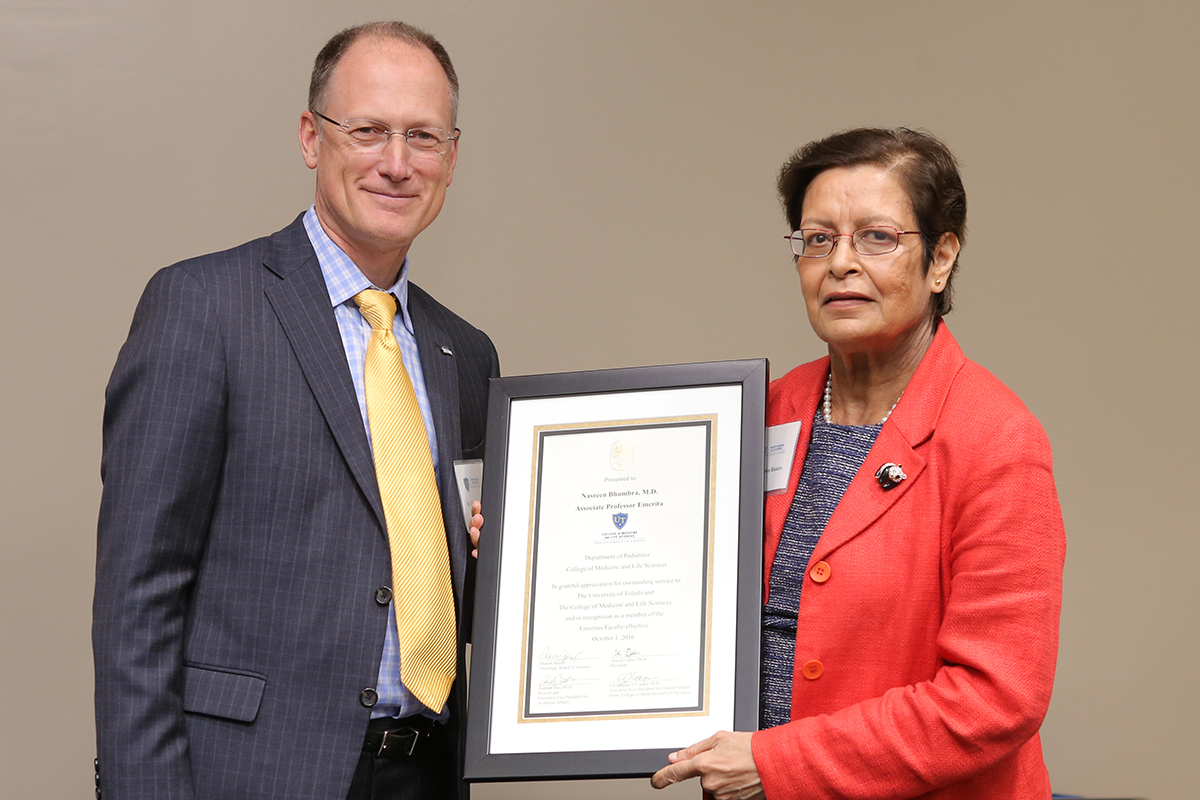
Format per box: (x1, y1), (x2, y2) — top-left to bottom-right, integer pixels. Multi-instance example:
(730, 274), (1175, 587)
(93, 215), (498, 800)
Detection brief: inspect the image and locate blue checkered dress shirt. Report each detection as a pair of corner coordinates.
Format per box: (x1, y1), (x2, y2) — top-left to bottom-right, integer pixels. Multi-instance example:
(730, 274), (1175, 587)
(303, 207), (447, 720)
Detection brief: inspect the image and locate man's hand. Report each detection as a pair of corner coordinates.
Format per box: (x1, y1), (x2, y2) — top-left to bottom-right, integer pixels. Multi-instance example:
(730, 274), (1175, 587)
(650, 731), (763, 800)
(469, 501), (483, 558)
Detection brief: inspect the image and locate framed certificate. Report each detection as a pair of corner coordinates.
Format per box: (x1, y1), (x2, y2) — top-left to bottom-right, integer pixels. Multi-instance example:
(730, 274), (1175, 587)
(464, 359), (767, 781)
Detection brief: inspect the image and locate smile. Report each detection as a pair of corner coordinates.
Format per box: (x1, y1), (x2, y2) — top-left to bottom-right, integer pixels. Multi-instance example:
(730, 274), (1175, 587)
(365, 189), (418, 200)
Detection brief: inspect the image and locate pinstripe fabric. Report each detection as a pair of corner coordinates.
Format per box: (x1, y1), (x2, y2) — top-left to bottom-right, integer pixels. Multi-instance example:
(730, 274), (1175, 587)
(94, 214), (499, 800)
(354, 289), (456, 712)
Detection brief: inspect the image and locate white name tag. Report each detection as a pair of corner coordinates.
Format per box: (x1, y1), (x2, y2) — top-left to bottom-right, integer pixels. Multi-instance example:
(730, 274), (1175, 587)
(453, 459), (484, 531)
(764, 421), (802, 495)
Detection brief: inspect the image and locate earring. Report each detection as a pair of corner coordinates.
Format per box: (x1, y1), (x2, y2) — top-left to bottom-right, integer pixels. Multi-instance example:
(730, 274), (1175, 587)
(934, 279), (942, 286)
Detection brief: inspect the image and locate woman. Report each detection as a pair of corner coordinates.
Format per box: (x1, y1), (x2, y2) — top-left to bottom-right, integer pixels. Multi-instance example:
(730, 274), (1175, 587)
(651, 128), (1064, 799)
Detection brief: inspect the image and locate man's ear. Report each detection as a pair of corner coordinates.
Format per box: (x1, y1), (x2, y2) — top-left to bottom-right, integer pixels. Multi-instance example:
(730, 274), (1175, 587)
(299, 111), (320, 169)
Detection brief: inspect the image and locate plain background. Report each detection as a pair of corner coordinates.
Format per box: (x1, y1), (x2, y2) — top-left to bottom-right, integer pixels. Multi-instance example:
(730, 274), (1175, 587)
(2, 1), (1197, 798)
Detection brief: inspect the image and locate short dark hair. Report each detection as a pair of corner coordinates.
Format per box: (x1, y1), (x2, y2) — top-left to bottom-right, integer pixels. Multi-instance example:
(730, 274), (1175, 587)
(777, 127), (967, 319)
(308, 21), (459, 126)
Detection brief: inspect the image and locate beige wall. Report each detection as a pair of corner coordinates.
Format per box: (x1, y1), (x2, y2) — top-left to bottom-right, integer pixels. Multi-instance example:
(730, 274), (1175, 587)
(3, 1), (1197, 797)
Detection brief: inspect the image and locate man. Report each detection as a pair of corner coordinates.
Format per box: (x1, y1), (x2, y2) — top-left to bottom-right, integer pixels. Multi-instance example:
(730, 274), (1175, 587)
(93, 21), (497, 800)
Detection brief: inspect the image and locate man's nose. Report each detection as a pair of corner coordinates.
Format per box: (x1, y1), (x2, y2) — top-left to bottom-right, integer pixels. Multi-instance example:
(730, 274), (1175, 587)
(376, 134), (414, 178)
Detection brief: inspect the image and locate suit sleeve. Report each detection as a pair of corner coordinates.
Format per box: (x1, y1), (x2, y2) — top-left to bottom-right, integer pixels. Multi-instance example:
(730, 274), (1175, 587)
(93, 266), (227, 800)
(751, 408), (1065, 799)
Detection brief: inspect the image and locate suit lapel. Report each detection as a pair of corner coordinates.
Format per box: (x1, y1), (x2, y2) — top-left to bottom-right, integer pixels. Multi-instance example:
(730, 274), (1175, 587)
(809, 425), (927, 561)
(772, 321), (969, 566)
(763, 363), (825, 596)
(261, 221), (386, 533)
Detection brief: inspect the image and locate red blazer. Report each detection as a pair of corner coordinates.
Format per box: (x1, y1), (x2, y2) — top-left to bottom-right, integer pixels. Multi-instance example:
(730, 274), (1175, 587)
(751, 325), (1064, 800)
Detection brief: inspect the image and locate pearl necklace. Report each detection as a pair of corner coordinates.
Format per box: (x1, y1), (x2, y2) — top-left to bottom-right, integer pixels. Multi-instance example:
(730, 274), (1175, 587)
(823, 374), (901, 425)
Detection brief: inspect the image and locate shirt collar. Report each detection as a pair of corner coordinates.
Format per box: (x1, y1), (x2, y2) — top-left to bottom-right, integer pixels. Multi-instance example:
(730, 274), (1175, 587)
(303, 206), (414, 334)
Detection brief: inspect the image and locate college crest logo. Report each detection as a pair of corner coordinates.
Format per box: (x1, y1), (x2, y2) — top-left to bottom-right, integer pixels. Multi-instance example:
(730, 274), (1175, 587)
(609, 440), (633, 471)
(612, 512), (629, 530)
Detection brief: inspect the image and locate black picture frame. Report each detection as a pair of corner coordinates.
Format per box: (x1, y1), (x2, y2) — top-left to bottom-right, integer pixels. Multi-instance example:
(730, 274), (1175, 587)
(465, 359), (767, 782)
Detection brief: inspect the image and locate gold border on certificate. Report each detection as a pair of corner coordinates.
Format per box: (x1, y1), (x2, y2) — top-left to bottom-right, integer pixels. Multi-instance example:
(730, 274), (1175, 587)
(516, 414), (718, 723)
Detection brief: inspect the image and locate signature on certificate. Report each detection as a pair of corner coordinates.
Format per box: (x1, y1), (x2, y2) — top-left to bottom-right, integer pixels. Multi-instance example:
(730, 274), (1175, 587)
(538, 646), (584, 665)
(539, 674), (577, 689)
(612, 670), (656, 687)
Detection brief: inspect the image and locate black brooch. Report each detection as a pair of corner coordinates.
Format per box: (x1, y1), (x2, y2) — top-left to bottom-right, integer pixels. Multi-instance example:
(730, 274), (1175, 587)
(875, 462), (907, 490)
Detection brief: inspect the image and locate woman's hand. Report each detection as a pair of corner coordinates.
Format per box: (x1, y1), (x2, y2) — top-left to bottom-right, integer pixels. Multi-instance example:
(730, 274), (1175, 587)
(469, 501), (483, 558)
(650, 731), (763, 800)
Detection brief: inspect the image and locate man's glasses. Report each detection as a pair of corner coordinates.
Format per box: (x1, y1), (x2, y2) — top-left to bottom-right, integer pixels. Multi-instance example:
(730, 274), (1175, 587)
(311, 110), (459, 156)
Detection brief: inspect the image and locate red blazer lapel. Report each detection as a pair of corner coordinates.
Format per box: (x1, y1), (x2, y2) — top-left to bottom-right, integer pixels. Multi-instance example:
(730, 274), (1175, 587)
(809, 425), (926, 563)
(766, 325), (969, 574)
(763, 358), (826, 599)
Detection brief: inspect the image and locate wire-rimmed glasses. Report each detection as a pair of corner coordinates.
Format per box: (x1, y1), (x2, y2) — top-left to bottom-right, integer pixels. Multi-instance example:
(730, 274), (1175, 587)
(785, 226), (921, 258)
(311, 110), (460, 155)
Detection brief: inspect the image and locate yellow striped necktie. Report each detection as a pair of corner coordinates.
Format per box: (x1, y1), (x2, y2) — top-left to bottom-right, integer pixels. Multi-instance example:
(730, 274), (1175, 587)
(354, 289), (456, 712)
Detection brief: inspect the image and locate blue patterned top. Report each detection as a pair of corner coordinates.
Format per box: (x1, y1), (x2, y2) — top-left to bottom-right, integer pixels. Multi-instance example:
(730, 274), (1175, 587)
(760, 409), (881, 729)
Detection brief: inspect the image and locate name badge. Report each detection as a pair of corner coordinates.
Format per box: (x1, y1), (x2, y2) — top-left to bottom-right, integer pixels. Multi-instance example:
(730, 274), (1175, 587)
(453, 459), (484, 532)
(764, 421), (802, 495)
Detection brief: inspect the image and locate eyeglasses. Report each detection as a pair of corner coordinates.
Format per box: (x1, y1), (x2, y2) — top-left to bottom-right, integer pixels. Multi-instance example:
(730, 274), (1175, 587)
(311, 110), (460, 155)
(785, 226), (921, 258)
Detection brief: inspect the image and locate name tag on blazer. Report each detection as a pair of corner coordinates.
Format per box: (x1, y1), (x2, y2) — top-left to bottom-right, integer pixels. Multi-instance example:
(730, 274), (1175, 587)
(764, 421), (803, 495)
(453, 459), (483, 532)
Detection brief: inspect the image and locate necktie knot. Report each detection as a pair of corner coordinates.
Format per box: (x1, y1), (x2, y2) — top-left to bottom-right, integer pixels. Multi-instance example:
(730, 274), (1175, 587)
(354, 289), (397, 332)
